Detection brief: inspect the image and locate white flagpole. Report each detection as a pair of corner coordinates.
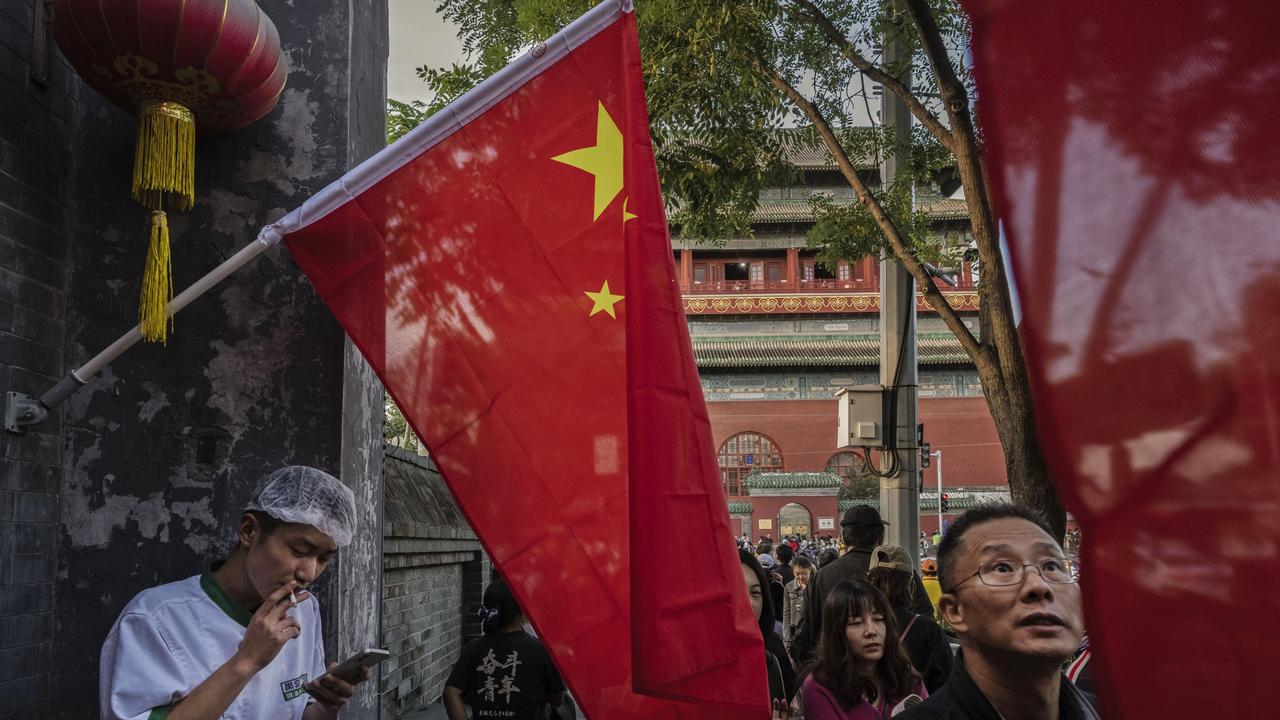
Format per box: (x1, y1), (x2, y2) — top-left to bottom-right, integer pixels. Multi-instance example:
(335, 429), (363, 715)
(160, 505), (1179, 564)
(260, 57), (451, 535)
(4, 0), (635, 432)
(28, 227), (283, 416)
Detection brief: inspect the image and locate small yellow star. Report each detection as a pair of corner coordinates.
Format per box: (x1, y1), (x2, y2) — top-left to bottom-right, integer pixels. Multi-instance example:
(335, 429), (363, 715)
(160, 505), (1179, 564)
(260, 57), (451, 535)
(552, 102), (624, 221)
(623, 197), (637, 223)
(584, 280), (624, 319)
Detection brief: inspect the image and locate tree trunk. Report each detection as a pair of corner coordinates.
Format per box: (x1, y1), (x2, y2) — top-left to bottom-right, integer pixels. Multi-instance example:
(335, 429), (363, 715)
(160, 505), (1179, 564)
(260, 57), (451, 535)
(975, 360), (1066, 539)
(901, 0), (1067, 539)
(772, 0), (1068, 539)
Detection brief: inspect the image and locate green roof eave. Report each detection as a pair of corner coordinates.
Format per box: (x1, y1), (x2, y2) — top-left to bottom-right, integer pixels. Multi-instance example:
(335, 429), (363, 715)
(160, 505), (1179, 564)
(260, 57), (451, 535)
(743, 471), (843, 489)
(838, 488), (1012, 514)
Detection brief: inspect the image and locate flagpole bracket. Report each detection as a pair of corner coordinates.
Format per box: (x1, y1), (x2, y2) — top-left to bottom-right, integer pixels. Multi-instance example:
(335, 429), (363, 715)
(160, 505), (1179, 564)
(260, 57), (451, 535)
(257, 224), (283, 247)
(3, 391), (48, 434)
(2, 370), (86, 434)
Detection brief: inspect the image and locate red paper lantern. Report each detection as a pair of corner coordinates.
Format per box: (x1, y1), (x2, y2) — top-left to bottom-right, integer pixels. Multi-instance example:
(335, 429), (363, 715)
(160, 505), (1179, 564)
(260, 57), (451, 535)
(54, 0), (287, 341)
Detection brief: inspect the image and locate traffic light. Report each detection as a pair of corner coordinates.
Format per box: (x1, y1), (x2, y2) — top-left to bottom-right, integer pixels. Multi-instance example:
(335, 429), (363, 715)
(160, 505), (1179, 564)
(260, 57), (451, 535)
(940, 493), (951, 513)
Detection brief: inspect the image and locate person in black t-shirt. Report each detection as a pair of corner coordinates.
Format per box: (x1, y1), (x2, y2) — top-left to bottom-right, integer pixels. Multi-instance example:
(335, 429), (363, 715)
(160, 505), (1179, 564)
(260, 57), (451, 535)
(443, 578), (566, 720)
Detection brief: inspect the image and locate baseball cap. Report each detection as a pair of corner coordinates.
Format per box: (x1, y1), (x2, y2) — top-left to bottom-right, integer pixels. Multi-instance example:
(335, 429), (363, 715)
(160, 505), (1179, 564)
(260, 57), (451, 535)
(870, 544), (914, 574)
(841, 504), (889, 528)
(758, 553), (775, 568)
(920, 558), (939, 575)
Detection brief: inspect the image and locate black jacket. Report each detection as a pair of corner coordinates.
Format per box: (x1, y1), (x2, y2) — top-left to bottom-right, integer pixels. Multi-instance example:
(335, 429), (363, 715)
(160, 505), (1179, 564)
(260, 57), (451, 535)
(766, 648), (797, 704)
(769, 577), (786, 623)
(897, 651), (1101, 720)
(894, 606), (953, 694)
(775, 562), (795, 588)
(792, 549), (934, 662)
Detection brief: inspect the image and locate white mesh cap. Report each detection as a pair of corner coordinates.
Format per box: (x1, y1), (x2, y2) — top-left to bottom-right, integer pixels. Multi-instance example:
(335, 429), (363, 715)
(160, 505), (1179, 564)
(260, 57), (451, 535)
(245, 466), (357, 547)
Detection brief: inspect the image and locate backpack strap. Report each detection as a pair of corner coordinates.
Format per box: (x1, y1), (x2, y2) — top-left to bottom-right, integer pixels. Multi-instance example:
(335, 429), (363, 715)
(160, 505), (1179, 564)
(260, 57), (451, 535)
(899, 613), (920, 642)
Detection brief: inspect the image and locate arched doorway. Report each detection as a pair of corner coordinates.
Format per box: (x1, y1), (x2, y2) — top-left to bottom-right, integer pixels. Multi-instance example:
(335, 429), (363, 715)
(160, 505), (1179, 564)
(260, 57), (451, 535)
(718, 431), (785, 498)
(827, 450), (876, 498)
(777, 503), (813, 538)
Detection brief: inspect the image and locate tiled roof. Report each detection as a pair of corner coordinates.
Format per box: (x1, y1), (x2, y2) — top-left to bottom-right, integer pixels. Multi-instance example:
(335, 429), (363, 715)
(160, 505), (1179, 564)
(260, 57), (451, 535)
(919, 198), (971, 220)
(752, 197), (969, 224)
(837, 488), (1012, 513)
(693, 335), (969, 368)
(917, 488), (1014, 512)
(776, 131), (878, 170)
(727, 501), (754, 515)
(744, 471), (844, 489)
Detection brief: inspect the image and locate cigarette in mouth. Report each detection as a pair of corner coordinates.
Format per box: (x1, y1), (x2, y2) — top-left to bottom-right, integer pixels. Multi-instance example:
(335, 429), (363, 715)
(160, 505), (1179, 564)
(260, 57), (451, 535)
(290, 589), (299, 607)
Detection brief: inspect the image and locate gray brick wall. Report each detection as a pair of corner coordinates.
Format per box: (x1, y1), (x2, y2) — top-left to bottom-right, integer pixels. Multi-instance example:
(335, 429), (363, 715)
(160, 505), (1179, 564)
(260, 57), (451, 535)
(0, 0), (76, 715)
(381, 447), (488, 719)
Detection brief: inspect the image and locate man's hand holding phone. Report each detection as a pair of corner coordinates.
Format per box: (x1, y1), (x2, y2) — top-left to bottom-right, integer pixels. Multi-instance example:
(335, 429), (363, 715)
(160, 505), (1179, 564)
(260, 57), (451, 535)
(303, 648), (385, 717)
(304, 662), (370, 712)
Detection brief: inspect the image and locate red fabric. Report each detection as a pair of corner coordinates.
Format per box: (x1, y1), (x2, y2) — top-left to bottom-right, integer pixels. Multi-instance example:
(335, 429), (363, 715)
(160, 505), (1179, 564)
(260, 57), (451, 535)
(964, 1), (1280, 717)
(284, 13), (766, 719)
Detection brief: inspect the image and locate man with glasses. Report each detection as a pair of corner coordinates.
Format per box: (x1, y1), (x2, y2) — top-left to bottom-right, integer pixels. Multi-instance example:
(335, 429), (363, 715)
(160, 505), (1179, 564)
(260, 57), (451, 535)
(899, 504), (1100, 720)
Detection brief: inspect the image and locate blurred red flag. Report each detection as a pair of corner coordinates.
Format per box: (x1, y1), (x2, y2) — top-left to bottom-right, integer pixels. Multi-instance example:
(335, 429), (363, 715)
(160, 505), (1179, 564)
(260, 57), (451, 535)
(964, 0), (1280, 716)
(273, 3), (765, 718)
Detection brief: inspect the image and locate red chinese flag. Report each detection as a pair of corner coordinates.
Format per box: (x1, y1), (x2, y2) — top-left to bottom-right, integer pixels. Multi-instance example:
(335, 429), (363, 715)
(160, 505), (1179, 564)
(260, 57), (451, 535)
(965, 0), (1280, 716)
(273, 3), (766, 717)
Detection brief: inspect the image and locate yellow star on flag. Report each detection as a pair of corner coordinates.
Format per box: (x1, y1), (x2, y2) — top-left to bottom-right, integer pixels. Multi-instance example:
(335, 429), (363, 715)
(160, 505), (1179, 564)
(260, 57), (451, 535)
(585, 280), (624, 319)
(623, 197), (637, 223)
(553, 102), (623, 221)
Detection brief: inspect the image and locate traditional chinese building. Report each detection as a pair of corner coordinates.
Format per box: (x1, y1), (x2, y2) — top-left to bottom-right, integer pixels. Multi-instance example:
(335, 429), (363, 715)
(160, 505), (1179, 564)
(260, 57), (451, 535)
(677, 139), (1011, 537)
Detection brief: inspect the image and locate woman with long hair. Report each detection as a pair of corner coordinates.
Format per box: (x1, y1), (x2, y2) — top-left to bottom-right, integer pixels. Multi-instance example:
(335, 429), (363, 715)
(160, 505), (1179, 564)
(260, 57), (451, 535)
(801, 580), (926, 719)
(739, 548), (797, 716)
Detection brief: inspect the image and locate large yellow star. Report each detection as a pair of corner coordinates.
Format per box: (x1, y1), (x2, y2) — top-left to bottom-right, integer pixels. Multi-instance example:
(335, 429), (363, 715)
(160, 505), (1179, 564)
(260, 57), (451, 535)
(552, 102), (623, 221)
(585, 280), (624, 319)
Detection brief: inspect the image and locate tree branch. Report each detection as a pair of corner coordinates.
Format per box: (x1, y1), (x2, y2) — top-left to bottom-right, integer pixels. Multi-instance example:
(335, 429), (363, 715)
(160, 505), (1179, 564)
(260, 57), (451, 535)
(763, 68), (984, 362)
(786, 0), (954, 151)
(902, 0), (1022, 381)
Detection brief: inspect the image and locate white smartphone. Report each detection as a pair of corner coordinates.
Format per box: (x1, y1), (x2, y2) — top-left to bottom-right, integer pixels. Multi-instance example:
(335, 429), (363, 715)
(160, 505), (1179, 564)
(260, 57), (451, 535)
(312, 647), (390, 685)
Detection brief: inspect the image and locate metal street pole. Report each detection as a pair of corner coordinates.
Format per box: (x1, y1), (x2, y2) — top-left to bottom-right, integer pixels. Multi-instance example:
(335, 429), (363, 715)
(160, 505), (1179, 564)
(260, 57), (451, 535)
(933, 450), (943, 532)
(879, 0), (921, 565)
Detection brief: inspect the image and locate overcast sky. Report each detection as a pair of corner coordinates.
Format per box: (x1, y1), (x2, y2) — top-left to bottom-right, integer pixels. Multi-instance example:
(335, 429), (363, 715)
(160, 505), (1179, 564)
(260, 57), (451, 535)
(385, 3), (887, 127)
(387, 0), (465, 104)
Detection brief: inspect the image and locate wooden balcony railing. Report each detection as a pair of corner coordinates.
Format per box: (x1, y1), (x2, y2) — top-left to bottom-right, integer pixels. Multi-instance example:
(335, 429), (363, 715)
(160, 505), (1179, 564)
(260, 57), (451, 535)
(683, 274), (975, 295)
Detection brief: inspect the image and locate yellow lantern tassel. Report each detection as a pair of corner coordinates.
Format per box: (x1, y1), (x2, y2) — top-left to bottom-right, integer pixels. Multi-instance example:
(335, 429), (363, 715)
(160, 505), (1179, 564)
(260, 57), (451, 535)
(140, 210), (173, 343)
(132, 101), (195, 212)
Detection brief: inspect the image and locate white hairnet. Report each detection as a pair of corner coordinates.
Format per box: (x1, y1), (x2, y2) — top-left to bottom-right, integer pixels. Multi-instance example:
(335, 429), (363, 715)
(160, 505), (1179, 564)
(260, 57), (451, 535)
(245, 466), (357, 547)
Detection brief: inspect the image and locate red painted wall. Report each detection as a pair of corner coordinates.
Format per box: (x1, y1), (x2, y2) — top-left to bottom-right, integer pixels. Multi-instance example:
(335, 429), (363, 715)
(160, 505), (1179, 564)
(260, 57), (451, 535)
(748, 495), (841, 537)
(709, 397), (1008, 537)
(707, 396), (1007, 489)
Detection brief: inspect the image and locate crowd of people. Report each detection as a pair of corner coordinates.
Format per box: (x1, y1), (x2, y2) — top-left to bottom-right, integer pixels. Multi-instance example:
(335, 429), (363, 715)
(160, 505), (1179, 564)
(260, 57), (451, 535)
(742, 504), (1099, 719)
(95, 464), (1095, 720)
(739, 533), (843, 562)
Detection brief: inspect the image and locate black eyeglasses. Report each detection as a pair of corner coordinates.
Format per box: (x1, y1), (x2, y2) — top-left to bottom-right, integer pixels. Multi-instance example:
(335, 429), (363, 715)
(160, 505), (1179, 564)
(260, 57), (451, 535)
(947, 558), (1076, 592)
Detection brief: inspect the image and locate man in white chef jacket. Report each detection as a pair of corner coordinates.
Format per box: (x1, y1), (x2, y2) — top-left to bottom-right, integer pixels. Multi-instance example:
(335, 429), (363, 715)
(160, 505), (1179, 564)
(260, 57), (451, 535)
(100, 466), (371, 720)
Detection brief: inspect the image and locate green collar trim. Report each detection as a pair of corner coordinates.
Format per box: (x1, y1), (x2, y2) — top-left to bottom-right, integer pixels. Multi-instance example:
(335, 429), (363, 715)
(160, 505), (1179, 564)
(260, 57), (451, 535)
(200, 570), (254, 628)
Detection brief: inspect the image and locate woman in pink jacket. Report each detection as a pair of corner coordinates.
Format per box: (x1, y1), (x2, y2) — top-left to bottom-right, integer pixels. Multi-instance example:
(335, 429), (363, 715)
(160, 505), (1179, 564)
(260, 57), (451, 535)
(800, 580), (927, 719)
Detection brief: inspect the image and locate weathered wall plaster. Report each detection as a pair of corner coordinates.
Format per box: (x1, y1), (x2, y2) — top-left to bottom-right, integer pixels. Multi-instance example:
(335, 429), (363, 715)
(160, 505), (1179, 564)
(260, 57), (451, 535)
(51, 1), (389, 716)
